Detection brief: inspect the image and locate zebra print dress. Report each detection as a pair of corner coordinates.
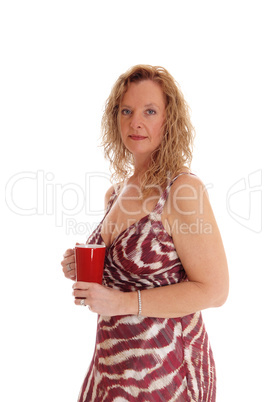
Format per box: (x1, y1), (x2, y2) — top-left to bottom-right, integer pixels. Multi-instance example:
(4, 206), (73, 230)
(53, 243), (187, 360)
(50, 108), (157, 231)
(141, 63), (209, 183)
(78, 174), (216, 401)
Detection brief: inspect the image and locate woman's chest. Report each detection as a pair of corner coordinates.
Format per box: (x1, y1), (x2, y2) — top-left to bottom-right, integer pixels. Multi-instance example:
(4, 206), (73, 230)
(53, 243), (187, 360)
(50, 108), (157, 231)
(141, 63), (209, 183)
(101, 188), (171, 247)
(101, 187), (161, 247)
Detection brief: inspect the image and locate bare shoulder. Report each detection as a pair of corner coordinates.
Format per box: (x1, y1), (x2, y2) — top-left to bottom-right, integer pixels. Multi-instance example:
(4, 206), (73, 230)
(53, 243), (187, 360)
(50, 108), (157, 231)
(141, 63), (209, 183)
(171, 172), (205, 191)
(169, 173), (209, 217)
(104, 181), (125, 209)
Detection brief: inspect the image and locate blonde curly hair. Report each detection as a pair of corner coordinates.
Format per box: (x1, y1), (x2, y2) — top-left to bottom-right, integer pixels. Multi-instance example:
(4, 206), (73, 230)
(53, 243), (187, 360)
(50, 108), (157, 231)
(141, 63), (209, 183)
(101, 65), (195, 192)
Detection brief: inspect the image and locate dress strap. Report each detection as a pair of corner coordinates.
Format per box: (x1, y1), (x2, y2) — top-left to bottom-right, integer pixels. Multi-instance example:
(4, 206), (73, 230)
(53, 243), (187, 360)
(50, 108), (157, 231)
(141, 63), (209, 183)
(171, 172), (195, 184)
(105, 187), (118, 214)
(152, 172), (195, 217)
(101, 184), (122, 222)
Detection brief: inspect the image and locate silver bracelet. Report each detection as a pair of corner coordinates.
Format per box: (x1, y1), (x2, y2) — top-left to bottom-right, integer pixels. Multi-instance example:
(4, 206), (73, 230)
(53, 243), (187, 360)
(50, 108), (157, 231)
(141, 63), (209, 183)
(137, 290), (142, 316)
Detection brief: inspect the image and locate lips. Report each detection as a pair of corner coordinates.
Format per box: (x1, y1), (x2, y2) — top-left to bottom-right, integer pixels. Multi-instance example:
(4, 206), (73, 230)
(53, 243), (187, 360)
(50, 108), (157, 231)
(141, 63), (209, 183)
(129, 135), (147, 141)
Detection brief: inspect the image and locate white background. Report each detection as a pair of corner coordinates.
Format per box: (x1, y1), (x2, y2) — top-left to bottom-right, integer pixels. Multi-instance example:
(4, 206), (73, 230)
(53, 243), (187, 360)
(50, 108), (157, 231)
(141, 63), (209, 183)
(1, 1), (266, 401)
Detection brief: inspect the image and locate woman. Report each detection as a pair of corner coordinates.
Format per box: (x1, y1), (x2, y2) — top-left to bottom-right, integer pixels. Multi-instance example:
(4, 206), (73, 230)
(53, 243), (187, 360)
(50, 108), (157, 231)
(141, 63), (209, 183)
(61, 65), (229, 401)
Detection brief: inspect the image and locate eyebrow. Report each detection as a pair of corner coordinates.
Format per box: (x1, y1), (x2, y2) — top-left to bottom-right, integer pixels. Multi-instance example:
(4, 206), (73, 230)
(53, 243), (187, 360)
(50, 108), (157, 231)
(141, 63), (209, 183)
(144, 103), (160, 109)
(120, 103), (161, 109)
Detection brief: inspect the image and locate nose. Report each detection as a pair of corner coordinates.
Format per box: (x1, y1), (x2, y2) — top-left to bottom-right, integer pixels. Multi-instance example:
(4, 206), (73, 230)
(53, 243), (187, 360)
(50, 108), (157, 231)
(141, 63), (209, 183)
(129, 112), (143, 130)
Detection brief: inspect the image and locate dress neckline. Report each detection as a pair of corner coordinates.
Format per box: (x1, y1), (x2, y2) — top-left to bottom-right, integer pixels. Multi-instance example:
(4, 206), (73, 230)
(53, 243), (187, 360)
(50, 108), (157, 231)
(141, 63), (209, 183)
(100, 172), (194, 249)
(100, 213), (152, 250)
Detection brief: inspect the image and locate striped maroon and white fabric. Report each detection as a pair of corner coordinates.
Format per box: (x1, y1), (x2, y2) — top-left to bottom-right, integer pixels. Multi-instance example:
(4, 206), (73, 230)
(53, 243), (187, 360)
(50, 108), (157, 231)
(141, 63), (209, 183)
(78, 174), (216, 401)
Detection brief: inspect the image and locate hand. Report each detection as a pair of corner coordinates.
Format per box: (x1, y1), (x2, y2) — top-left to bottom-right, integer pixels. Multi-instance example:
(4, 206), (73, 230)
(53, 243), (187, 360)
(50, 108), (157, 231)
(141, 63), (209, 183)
(61, 248), (76, 281)
(72, 282), (137, 316)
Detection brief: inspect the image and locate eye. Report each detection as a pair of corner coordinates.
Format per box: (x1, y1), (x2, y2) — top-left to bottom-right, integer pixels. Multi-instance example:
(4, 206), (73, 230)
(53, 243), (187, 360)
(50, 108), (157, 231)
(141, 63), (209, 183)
(146, 109), (156, 115)
(121, 108), (131, 116)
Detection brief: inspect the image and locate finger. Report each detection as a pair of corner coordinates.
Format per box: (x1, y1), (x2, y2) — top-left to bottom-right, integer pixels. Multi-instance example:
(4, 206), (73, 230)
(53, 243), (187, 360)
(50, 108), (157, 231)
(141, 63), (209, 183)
(73, 289), (89, 298)
(62, 260), (75, 273)
(66, 262), (74, 272)
(62, 263), (76, 280)
(61, 254), (75, 267)
(72, 282), (102, 289)
(67, 272), (77, 281)
(74, 298), (89, 307)
(63, 270), (76, 280)
(72, 281), (91, 290)
(63, 248), (74, 258)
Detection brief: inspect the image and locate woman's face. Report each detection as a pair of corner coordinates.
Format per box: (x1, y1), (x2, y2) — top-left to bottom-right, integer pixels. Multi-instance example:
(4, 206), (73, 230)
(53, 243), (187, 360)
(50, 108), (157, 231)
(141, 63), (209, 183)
(119, 80), (166, 160)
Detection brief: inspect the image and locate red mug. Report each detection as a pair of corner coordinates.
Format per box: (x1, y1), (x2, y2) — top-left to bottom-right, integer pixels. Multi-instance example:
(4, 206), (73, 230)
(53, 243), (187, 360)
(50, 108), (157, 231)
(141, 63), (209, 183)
(75, 244), (106, 283)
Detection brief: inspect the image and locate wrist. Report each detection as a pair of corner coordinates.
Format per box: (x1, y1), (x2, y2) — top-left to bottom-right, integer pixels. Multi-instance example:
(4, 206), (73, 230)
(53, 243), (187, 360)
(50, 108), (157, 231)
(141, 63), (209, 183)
(122, 291), (140, 315)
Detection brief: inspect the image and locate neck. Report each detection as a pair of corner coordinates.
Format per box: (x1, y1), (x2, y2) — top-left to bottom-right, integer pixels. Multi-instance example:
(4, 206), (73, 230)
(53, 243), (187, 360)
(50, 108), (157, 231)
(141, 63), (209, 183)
(133, 154), (151, 177)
